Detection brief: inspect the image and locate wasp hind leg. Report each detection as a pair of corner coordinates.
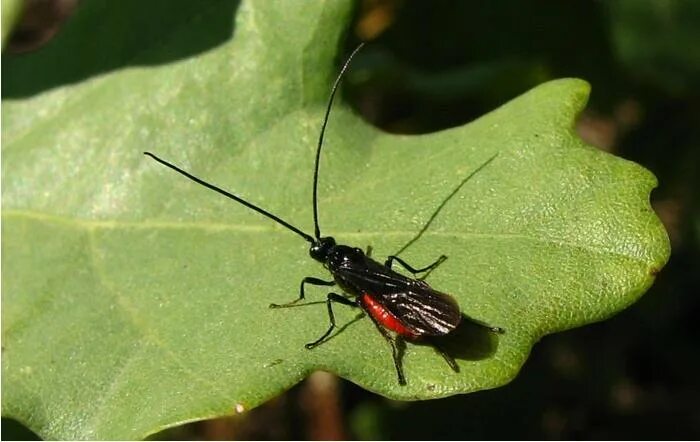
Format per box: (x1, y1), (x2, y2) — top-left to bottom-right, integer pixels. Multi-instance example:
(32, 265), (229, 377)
(365, 313), (407, 385)
(269, 277), (335, 308)
(384, 254), (447, 280)
(471, 318), (506, 334)
(425, 337), (460, 373)
(305, 293), (357, 349)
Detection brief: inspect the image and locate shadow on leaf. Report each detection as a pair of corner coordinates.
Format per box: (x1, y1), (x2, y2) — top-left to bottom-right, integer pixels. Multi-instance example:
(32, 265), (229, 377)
(425, 313), (503, 362)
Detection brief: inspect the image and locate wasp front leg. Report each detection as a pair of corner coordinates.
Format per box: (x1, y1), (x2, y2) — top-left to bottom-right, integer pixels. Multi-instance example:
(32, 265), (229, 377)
(305, 293), (357, 349)
(269, 277), (335, 308)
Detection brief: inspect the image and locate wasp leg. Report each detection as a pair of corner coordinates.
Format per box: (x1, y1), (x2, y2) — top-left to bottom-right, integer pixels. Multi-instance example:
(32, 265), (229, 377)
(364, 311), (407, 385)
(384, 254), (447, 278)
(269, 277), (335, 308)
(471, 318), (506, 334)
(305, 293), (357, 349)
(425, 337), (460, 373)
(365, 245), (373, 257)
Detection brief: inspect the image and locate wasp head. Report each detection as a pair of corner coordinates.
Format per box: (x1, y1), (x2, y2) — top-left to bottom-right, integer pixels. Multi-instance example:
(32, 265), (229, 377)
(309, 236), (336, 263)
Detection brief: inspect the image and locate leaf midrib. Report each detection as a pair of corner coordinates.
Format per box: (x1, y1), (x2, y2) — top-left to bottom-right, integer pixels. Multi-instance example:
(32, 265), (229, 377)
(3, 209), (653, 263)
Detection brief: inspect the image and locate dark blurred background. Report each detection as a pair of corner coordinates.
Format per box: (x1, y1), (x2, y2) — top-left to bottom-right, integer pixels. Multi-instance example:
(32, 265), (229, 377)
(3, 0), (699, 439)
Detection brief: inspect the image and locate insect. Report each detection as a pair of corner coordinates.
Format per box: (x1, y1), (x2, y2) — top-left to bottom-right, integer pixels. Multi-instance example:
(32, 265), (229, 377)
(144, 43), (503, 385)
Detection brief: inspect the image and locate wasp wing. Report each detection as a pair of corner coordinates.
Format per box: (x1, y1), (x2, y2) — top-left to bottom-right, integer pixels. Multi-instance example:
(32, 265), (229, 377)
(335, 256), (461, 336)
(378, 283), (462, 336)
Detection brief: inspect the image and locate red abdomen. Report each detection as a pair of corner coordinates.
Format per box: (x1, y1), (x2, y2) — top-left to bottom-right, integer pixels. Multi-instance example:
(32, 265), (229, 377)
(361, 293), (417, 338)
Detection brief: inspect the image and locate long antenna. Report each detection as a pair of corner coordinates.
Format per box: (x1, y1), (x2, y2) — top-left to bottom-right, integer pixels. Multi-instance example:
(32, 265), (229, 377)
(312, 42), (366, 239)
(144, 152), (315, 244)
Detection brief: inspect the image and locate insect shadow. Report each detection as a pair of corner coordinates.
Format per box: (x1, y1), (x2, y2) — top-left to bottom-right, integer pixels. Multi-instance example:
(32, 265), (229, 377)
(385, 314), (502, 377)
(275, 300), (367, 346)
(423, 314), (503, 363)
(391, 153), (498, 258)
(382, 154), (503, 367)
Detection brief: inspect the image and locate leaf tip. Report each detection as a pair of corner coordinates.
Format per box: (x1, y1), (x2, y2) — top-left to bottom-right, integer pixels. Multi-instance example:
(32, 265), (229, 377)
(547, 77), (592, 116)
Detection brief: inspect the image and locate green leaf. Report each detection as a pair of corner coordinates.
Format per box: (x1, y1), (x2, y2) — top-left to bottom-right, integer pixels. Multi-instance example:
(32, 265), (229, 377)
(1, 0), (669, 439)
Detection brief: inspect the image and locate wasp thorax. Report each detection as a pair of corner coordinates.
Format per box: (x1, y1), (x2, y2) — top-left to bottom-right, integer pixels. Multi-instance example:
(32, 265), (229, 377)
(325, 245), (365, 269)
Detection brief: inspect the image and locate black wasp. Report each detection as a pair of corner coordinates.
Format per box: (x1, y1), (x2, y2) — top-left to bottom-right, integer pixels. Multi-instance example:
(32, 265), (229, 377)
(145, 43), (503, 385)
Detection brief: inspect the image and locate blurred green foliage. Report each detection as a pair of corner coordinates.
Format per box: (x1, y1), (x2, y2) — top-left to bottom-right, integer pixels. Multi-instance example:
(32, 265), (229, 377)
(341, 1), (700, 439)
